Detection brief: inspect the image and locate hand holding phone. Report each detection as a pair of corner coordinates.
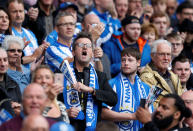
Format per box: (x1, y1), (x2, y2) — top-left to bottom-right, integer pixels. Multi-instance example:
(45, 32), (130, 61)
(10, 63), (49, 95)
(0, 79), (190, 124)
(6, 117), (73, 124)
(54, 73), (64, 86)
(140, 98), (146, 108)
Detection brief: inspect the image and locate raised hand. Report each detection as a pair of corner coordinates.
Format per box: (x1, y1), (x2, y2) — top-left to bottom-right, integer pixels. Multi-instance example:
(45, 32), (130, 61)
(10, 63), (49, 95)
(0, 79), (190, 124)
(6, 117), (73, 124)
(28, 7), (39, 21)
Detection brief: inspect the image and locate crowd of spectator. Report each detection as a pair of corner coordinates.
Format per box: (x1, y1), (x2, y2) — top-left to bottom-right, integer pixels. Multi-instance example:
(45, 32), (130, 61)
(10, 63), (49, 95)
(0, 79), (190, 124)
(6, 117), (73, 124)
(0, 0), (192, 130)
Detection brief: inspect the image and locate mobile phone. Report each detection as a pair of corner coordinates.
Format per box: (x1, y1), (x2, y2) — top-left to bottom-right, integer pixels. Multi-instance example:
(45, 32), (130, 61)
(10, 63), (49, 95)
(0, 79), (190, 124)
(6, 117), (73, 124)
(54, 73), (64, 86)
(140, 98), (146, 108)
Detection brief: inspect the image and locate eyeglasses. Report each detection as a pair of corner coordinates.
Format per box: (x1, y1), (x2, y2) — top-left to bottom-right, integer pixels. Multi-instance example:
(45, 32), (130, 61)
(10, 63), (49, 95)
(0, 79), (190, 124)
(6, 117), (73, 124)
(7, 49), (22, 53)
(76, 43), (92, 48)
(57, 22), (76, 27)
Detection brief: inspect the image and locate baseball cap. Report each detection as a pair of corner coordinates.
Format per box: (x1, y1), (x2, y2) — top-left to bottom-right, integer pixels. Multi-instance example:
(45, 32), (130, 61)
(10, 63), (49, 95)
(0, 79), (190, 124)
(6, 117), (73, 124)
(59, 2), (78, 11)
(121, 16), (140, 26)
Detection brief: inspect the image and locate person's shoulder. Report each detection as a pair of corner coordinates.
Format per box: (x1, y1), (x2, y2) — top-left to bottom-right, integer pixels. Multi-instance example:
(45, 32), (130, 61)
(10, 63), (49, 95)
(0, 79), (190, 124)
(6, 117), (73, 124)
(96, 70), (106, 77)
(46, 117), (56, 127)
(0, 116), (22, 130)
(140, 66), (154, 79)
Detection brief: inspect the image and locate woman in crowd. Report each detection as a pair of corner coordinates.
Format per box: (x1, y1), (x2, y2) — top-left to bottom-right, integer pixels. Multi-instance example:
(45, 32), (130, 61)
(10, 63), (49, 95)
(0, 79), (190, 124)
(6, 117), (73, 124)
(0, 7), (9, 45)
(140, 23), (158, 67)
(2, 35), (30, 94)
(32, 65), (69, 123)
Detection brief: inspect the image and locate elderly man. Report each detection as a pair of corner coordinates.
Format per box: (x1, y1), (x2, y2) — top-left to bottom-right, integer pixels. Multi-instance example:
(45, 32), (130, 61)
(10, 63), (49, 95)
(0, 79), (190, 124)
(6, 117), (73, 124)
(181, 90), (193, 130)
(136, 94), (192, 131)
(140, 39), (183, 106)
(62, 32), (117, 131)
(0, 83), (55, 131)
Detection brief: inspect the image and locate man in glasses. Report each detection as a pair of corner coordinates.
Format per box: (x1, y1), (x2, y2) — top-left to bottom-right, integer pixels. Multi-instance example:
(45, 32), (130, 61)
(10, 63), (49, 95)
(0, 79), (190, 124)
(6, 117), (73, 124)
(62, 31), (117, 131)
(45, 11), (76, 72)
(140, 39), (183, 107)
(166, 32), (184, 59)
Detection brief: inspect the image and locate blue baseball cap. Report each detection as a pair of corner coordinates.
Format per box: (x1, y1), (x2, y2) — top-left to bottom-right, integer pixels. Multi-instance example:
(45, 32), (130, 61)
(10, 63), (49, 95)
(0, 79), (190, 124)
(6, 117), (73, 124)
(50, 122), (75, 131)
(59, 2), (78, 11)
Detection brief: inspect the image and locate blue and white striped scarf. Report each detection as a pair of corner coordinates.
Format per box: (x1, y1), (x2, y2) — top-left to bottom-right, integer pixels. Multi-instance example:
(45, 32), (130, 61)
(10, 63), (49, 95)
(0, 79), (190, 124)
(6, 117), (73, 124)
(63, 63), (99, 131)
(112, 73), (150, 131)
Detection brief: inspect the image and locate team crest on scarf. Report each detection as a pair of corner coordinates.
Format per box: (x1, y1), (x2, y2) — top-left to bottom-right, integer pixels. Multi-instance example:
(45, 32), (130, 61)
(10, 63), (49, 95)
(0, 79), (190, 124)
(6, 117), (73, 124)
(69, 90), (79, 105)
(62, 62), (99, 131)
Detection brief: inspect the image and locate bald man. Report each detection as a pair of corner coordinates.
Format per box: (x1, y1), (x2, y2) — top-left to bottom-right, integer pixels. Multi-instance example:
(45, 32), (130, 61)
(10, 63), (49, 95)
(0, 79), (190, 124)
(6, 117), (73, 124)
(181, 90), (193, 129)
(21, 114), (49, 131)
(82, 13), (111, 79)
(0, 83), (55, 131)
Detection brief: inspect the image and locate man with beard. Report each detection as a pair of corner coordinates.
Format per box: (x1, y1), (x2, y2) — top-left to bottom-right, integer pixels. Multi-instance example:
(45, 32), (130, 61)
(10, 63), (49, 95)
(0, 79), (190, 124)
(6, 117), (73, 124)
(102, 16), (148, 77)
(62, 32), (117, 131)
(136, 94), (192, 131)
(101, 48), (153, 131)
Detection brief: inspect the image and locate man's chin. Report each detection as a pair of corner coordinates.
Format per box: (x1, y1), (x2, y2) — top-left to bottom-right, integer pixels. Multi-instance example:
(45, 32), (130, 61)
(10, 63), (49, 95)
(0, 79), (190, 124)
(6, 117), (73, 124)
(153, 114), (174, 129)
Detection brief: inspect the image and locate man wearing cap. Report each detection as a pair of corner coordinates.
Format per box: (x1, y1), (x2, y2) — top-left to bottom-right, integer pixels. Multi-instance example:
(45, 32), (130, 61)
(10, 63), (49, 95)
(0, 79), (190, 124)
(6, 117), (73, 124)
(102, 16), (148, 77)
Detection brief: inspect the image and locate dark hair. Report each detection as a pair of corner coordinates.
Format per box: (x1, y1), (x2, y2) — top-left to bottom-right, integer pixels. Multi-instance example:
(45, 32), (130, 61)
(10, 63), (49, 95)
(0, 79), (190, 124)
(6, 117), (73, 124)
(96, 121), (119, 131)
(176, 1), (193, 14)
(163, 94), (192, 121)
(72, 31), (93, 50)
(172, 55), (190, 69)
(121, 47), (141, 60)
(0, 7), (9, 16)
(7, 0), (24, 8)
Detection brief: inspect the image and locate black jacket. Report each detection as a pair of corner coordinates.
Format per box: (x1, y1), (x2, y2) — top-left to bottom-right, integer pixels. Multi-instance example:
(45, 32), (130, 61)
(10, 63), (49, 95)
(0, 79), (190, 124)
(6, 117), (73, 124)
(140, 121), (191, 131)
(70, 66), (118, 131)
(0, 73), (21, 103)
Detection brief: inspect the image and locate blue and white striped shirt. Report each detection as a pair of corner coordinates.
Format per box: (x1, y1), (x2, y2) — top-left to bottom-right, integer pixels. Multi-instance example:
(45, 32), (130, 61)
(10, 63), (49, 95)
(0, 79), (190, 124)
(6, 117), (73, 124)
(45, 41), (73, 72)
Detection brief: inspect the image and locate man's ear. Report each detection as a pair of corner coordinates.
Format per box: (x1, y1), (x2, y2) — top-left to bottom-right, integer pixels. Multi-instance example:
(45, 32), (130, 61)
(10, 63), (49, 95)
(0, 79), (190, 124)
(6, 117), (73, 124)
(72, 50), (75, 57)
(55, 26), (58, 33)
(137, 59), (141, 67)
(174, 111), (181, 120)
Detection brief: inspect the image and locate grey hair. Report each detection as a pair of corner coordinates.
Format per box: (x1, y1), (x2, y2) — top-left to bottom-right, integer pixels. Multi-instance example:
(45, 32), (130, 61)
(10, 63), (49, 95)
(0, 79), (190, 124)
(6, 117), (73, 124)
(2, 35), (24, 50)
(151, 39), (172, 53)
(54, 11), (74, 26)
